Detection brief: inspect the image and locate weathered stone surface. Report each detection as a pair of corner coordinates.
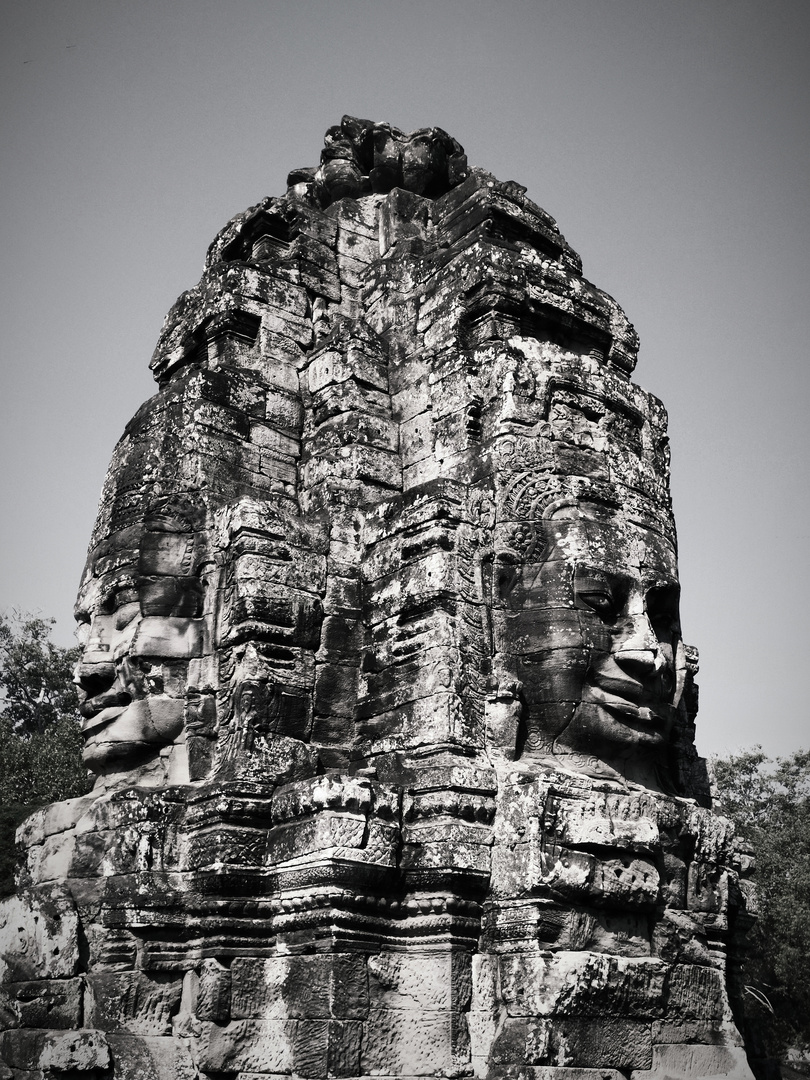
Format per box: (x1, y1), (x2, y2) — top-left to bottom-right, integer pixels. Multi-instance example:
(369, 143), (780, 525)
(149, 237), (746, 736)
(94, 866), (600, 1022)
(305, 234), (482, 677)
(0, 887), (80, 982)
(631, 1041), (754, 1079)
(85, 971), (183, 1034)
(0, 1028), (110, 1072)
(197, 1018), (294, 1074)
(231, 955), (369, 1019)
(361, 1005), (470, 1076)
(496, 953), (667, 1018)
(2, 977), (82, 1029)
(106, 1033), (198, 1079)
(1, 118), (756, 1078)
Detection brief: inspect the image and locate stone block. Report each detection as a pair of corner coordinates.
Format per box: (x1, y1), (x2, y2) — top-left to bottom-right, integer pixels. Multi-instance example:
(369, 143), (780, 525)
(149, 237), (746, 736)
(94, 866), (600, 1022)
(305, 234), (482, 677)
(249, 421), (300, 457)
(232, 955), (368, 1020)
(129, 616), (204, 659)
(651, 1018), (743, 1046)
(469, 1006), (499, 1072)
(544, 849), (661, 910)
(0, 888), (80, 982)
(264, 386), (303, 429)
(266, 812), (367, 863)
(86, 971), (182, 1035)
(187, 824), (269, 869)
(545, 792), (660, 851)
(357, 693), (458, 751)
(4, 978), (82, 1029)
(362, 819), (400, 865)
(489, 1016), (553, 1066)
(569, 908), (652, 956)
(27, 831), (77, 885)
(106, 1033), (197, 1079)
(311, 711), (357, 745)
(0, 1028), (110, 1072)
(317, 615), (362, 661)
(314, 660), (359, 716)
(197, 959), (231, 1024)
(687, 862), (728, 914)
(633, 1041), (754, 1078)
(361, 1006), (470, 1076)
(307, 348), (388, 395)
(291, 1018), (330, 1077)
(664, 964), (730, 1022)
(518, 1070), (626, 1080)
(326, 1018), (363, 1076)
(401, 837), (492, 873)
(367, 952), (471, 1011)
(322, 571), (361, 616)
(651, 910), (715, 966)
(16, 795), (92, 849)
(197, 1018), (295, 1074)
(497, 953), (666, 1019)
(554, 1018), (653, 1070)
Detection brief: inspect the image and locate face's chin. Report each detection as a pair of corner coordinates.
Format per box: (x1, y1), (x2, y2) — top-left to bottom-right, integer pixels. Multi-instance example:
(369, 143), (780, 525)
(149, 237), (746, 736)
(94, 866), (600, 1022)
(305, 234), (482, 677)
(81, 697), (185, 770)
(561, 692), (675, 755)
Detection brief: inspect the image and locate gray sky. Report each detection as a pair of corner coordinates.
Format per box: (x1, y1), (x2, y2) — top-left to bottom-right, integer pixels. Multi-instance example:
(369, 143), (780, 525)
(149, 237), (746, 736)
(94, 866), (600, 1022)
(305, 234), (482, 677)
(2, 0), (808, 760)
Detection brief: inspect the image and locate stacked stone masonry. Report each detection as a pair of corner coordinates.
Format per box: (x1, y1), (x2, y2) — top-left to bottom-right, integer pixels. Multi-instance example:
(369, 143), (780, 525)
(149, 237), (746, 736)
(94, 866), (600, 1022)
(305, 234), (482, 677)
(0, 117), (756, 1079)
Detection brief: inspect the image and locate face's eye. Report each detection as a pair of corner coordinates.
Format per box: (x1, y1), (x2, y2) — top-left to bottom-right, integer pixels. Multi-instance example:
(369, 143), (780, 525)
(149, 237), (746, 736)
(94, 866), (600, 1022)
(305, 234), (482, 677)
(114, 601), (141, 632)
(101, 583), (140, 629)
(114, 585), (139, 607)
(102, 582), (138, 612)
(574, 567), (623, 620)
(578, 590), (616, 616)
(646, 584), (681, 634)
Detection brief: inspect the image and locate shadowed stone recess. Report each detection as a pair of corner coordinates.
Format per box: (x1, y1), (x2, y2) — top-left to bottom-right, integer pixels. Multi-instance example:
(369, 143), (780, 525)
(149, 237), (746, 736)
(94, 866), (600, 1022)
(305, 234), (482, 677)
(0, 118), (756, 1080)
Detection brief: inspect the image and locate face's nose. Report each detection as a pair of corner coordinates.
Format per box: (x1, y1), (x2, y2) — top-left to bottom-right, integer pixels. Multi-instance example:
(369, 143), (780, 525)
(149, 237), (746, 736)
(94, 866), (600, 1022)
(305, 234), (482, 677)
(74, 659), (131, 717)
(612, 612), (667, 681)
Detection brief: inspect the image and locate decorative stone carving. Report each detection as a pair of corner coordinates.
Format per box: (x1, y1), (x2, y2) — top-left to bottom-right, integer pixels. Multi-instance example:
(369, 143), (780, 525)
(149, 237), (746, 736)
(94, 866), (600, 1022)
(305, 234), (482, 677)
(0, 118), (756, 1079)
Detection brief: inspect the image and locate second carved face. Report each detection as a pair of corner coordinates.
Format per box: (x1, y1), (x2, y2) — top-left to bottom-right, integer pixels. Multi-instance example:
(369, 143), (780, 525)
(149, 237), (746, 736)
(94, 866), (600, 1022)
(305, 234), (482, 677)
(503, 500), (686, 784)
(73, 502), (206, 780)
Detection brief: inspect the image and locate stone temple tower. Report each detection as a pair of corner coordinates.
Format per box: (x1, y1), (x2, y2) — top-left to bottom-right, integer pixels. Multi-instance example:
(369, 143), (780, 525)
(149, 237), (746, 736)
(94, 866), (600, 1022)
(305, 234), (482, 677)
(0, 118), (756, 1079)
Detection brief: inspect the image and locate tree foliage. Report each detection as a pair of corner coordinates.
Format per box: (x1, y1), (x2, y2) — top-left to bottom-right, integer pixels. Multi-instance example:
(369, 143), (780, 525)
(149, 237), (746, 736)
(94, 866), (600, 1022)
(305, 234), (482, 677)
(712, 746), (810, 1069)
(0, 610), (82, 735)
(0, 612), (91, 895)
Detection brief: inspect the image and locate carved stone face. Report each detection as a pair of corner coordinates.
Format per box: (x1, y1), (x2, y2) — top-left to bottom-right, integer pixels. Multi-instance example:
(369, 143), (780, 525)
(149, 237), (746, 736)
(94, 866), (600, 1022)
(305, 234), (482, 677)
(74, 512), (205, 778)
(508, 501), (685, 780)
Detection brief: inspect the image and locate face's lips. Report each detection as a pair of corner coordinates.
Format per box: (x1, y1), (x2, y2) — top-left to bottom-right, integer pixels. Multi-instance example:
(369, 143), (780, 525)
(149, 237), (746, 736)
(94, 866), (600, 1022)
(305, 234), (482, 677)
(585, 685), (674, 729)
(81, 704), (128, 738)
(79, 685), (132, 719)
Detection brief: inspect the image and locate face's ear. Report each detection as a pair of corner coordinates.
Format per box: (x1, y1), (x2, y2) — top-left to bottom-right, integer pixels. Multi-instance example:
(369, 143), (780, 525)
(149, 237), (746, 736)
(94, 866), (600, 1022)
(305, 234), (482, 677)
(138, 530), (194, 576)
(137, 500), (206, 618)
(139, 562), (204, 617)
(213, 498), (326, 651)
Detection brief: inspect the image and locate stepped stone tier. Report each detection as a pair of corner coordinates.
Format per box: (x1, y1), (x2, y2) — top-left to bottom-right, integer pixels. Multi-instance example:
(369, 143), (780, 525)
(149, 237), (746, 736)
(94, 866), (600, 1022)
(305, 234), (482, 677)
(1, 118), (756, 1079)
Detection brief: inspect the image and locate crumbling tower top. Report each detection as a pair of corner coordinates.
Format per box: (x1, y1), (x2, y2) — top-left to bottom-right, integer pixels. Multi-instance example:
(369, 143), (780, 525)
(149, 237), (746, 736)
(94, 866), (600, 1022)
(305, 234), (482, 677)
(287, 114), (470, 203)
